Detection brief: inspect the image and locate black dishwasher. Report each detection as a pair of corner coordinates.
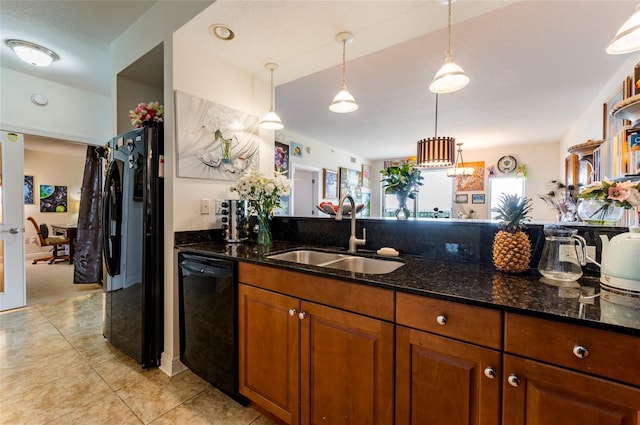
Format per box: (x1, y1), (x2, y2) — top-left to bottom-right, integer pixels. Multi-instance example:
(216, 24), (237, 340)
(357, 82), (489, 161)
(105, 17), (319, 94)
(178, 252), (248, 405)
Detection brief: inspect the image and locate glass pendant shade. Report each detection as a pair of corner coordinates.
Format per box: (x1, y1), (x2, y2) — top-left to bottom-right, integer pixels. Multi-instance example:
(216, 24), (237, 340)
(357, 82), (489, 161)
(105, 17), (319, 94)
(429, 54), (470, 94)
(260, 110), (283, 130)
(417, 137), (455, 167)
(330, 32), (358, 114)
(260, 63), (284, 130)
(606, 3), (640, 54)
(330, 85), (359, 113)
(7, 40), (58, 67)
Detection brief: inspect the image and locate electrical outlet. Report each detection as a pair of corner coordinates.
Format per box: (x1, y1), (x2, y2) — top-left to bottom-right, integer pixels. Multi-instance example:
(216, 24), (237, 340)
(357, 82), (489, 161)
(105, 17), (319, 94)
(200, 199), (210, 215)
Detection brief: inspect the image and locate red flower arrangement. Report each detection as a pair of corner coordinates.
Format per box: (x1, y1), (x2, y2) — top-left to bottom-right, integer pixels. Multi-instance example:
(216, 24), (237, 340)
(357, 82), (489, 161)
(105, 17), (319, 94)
(129, 101), (164, 128)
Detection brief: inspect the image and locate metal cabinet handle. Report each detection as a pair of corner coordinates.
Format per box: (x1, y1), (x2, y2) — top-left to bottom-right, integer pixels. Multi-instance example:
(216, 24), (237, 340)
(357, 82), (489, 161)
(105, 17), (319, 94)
(507, 374), (520, 387)
(572, 345), (589, 359)
(436, 315), (447, 325)
(1, 228), (20, 234)
(298, 312), (307, 320)
(483, 367), (496, 379)
(288, 309), (297, 317)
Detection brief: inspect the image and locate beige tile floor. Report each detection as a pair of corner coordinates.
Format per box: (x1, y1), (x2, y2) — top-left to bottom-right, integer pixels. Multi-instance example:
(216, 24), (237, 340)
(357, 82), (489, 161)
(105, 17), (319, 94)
(0, 292), (277, 425)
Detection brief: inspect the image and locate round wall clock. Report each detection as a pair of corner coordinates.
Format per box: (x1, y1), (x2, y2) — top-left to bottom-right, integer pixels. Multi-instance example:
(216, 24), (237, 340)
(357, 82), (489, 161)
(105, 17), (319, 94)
(497, 155), (517, 173)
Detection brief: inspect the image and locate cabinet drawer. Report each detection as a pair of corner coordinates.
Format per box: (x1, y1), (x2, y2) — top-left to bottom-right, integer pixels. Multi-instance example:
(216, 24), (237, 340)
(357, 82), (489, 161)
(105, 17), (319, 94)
(396, 292), (502, 349)
(505, 313), (640, 387)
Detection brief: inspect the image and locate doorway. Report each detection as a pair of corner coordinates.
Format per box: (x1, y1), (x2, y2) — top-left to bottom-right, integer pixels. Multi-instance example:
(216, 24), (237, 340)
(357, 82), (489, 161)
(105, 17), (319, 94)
(291, 164), (320, 217)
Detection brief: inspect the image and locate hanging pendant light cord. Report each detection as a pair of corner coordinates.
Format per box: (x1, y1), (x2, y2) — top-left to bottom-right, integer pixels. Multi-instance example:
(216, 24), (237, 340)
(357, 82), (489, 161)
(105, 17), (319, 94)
(447, 0), (452, 55)
(341, 39), (347, 88)
(434, 94), (439, 138)
(269, 68), (275, 111)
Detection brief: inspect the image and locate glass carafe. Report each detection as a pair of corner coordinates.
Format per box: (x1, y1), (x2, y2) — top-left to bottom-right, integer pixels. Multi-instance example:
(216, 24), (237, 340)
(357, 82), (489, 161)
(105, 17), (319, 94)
(537, 226), (587, 282)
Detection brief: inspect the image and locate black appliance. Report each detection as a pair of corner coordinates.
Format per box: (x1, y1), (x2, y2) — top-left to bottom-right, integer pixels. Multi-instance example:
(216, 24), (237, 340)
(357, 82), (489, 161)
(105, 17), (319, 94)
(178, 252), (248, 405)
(102, 126), (164, 368)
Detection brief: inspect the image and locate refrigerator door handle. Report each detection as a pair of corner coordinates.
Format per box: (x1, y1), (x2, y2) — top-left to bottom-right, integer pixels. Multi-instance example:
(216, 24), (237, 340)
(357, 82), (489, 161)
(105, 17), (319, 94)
(102, 159), (123, 277)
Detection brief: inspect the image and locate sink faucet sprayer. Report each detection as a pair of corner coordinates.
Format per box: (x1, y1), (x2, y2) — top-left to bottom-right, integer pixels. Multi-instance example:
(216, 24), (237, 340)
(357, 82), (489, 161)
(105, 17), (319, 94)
(335, 194), (366, 253)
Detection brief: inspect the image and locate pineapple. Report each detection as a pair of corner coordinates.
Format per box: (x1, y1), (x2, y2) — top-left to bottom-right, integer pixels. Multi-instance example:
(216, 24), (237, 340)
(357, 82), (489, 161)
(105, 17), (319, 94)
(492, 194), (533, 273)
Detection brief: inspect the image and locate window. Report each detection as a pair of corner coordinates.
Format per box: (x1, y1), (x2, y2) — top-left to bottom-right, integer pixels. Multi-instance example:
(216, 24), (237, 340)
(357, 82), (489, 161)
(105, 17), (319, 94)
(489, 177), (525, 219)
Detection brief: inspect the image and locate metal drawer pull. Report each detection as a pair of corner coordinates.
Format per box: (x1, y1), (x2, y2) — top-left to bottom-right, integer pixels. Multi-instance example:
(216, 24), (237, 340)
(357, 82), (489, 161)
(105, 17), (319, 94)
(483, 367), (496, 379)
(436, 315), (447, 325)
(298, 312), (307, 320)
(288, 309), (297, 317)
(572, 345), (589, 359)
(507, 374), (520, 387)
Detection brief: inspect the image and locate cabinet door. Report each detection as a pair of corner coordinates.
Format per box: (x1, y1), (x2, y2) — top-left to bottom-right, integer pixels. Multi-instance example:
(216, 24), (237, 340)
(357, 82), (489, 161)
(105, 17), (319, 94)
(239, 284), (300, 425)
(299, 301), (394, 425)
(396, 326), (501, 425)
(503, 355), (640, 425)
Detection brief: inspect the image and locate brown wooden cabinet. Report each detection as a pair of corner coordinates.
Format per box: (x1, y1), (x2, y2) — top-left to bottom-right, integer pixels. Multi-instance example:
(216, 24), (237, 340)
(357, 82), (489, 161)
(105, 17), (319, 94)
(395, 293), (502, 425)
(503, 313), (640, 424)
(238, 263), (395, 425)
(502, 355), (640, 425)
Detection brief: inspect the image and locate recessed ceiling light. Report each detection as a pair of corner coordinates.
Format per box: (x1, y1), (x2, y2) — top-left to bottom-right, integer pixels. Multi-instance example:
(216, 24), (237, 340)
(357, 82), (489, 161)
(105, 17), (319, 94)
(6, 39), (59, 67)
(209, 24), (235, 41)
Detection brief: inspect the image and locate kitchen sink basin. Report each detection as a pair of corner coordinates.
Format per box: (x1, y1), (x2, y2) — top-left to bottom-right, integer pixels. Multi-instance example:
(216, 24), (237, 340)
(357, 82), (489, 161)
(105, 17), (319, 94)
(267, 250), (348, 265)
(322, 256), (404, 274)
(267, 250), (403, 275)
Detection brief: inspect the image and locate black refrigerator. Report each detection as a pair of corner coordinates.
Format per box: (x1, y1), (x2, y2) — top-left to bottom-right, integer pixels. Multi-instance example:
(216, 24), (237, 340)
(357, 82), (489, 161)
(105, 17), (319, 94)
(102, 125), (164, 368)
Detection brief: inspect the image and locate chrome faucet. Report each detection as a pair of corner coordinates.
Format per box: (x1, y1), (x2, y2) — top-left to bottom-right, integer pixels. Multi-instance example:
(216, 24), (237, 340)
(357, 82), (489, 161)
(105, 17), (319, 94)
(335, 194), (366, 253)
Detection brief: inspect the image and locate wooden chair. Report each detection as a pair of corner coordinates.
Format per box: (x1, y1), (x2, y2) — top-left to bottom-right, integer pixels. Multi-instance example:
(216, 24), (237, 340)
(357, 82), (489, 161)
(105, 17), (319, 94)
(26, 216), (70, 264)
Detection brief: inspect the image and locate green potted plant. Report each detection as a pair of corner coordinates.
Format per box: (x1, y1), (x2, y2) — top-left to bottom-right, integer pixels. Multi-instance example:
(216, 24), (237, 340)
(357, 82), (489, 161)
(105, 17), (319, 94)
(380, 163), (424, 219)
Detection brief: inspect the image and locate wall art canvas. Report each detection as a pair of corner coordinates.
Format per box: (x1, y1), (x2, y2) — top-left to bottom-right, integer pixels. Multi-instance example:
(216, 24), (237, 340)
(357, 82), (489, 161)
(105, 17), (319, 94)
(339, 167), (362, 203)
(24, 175), (34, 204)
(291, 142), (303, 158)
(456, 161), (485, 192)
(274, 142), (290, 216)
(362, 164), (371, 188)
(323, 169), (338, 199)
(40, 185), (67, 212)
(175, 90), (260, 180)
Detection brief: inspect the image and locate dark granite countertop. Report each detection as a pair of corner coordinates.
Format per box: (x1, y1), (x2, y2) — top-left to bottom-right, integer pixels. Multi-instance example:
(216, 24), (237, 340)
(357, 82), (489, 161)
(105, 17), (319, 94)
(176, 240), (640, 337)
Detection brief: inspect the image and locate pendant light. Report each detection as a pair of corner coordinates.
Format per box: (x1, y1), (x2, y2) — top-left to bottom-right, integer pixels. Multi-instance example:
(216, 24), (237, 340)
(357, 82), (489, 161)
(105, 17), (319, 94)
(329, 32), (358, 113)
(606, 2), (640, 54)
(6, 39), (58, 67)
(417, 94), (455, 167)
(429, 0), (470, 94)
(446, 143), (475, 177)
(260, 63), (284, 130)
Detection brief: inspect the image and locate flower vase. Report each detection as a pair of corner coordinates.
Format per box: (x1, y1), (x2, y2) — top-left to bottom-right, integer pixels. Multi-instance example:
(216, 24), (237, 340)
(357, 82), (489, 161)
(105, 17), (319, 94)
(577, 199), (624, 225)
(395, 193), (411, 220)
(256, 213), (273, 245)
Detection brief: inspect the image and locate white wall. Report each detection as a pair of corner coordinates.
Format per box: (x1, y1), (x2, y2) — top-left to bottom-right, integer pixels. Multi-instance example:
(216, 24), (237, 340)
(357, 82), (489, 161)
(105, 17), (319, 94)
(23, 149), (86, 256)
(0, 68), (111, 144)
(116, 76), (164, 135)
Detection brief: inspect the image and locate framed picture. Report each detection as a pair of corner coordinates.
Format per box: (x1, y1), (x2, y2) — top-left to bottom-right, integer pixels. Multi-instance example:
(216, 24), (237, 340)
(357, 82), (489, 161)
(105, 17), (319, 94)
(603, 77), (632, 141)
(455, 161), (485, 192)
(274, 141), (289, 175)
(472, 194), (485, 204)
(323, 168), (338, 199)
(339, 167), (362, 202)
(291, 142), (303, 158)
(40, 185), (67, 212)
(24, 175), (34, 204)
(362, 164), (371, 188)
(455, 194), (468, 204)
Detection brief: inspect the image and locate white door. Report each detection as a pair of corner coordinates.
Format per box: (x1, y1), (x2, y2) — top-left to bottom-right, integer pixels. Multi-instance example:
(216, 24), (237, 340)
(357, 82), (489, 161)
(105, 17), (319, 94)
(293, 168), (318, 217)
(0, 131), (26, 311)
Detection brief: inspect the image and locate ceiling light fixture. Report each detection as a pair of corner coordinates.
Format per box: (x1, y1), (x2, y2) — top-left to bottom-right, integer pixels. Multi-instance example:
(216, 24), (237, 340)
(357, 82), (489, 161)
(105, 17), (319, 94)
(417, 94), (455, 167)
(7, 39), (58, 67)
(606, 3), (640, 54)
(329, 31), (358, 114)
(209, 24), (235, 41)
(259, 63), (284, 130)
(429, 0), (470, 94)
(446, 143), (475, 177)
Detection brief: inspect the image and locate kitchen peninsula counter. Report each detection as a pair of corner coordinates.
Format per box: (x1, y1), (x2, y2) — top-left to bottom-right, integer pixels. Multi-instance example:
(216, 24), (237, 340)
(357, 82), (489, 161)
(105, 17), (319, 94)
(176, 240), (640, 337)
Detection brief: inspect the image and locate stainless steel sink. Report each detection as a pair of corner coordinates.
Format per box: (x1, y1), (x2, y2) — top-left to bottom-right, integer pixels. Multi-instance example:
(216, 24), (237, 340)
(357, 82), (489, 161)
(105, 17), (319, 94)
(267, 250), (403, 275)
(322, 256), (404, 274)
(267, 250), (348, 266)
